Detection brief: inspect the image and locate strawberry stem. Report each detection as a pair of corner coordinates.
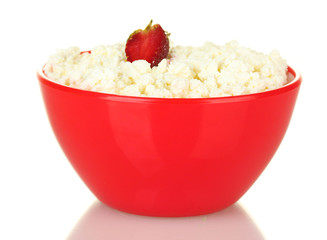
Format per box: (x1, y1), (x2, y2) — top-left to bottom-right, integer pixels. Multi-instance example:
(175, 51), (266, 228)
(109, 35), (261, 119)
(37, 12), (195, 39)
(145, 20), (153, 32)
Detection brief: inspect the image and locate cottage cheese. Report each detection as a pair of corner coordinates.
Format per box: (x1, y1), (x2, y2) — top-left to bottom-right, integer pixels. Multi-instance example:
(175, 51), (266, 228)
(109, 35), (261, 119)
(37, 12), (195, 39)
(43, 41), (288, 98)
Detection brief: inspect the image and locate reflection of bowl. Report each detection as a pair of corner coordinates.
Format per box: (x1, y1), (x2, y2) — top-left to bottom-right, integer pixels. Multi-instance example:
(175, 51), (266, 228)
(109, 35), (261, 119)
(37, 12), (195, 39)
(67, 201), (265, 240)
(38, 66), (301, 217)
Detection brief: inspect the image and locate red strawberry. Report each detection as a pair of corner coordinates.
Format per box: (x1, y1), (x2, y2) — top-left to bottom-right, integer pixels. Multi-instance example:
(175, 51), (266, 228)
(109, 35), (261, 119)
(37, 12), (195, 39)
(125, 20), (170, 67)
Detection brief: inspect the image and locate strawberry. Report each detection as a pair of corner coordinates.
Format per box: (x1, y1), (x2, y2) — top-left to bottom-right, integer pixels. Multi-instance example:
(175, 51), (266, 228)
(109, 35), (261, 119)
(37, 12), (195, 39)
(125, 20), (170, 67)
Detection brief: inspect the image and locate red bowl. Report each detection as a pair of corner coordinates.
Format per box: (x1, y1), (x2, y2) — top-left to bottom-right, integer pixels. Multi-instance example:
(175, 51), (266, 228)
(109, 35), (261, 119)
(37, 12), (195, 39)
(38, 66), (301, 217)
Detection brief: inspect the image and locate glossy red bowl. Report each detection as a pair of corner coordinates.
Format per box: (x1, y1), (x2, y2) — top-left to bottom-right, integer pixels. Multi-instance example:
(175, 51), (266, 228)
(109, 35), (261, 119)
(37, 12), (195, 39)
(38, 67), (301, 217)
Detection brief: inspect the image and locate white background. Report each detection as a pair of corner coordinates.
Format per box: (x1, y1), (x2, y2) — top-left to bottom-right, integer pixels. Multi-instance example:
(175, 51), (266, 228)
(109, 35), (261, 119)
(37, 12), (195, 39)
(0, 0), (326, 239)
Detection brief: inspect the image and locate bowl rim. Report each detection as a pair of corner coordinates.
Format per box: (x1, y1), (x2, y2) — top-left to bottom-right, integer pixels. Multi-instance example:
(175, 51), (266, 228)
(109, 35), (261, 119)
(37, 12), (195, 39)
(37, 66), (301, 104)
